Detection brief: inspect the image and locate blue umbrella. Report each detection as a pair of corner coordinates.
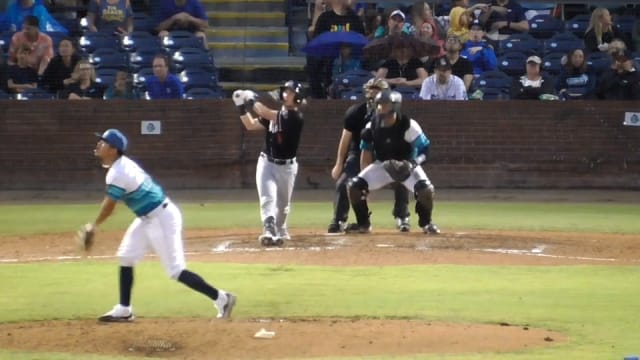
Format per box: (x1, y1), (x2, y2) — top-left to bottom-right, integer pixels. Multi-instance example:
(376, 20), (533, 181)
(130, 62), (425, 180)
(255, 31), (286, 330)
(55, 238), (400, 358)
(302, 31), (369, 58)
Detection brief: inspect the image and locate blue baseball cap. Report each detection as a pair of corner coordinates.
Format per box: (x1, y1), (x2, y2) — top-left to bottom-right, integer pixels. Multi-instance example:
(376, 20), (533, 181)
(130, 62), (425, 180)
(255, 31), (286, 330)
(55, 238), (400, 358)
(96, 129), (128, 152)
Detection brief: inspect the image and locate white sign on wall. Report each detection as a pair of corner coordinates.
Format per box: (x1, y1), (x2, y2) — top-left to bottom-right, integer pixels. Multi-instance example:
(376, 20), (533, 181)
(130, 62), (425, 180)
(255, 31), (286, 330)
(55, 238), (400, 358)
(141, 121), (162, 135)
(623, 112), (640, 127)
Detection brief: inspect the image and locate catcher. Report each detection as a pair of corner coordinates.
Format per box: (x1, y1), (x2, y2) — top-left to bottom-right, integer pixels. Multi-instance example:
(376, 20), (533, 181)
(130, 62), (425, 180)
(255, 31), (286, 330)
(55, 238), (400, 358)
(347, 89), (440, 234)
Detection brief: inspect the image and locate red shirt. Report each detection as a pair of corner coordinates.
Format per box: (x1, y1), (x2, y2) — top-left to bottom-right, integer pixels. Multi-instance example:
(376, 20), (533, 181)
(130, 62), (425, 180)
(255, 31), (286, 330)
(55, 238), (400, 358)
(9, 31), (54, 72)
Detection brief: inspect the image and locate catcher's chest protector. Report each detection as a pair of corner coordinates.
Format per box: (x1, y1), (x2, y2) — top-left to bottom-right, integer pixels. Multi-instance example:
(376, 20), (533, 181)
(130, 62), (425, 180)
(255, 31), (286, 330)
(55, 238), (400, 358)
(372, 114), (412, 161)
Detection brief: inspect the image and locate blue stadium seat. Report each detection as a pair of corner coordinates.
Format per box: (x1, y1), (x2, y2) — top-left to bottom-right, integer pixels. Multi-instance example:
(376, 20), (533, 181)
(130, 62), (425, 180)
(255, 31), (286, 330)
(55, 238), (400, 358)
(121, 31), (160, 52)
(614, 15), (636, 36)
(0, 89), (12, 99)
(89, 49), (128, 70)
(565, 14), (590, 38)
(542, 52), (565, 76)
(586, 51), (612, 75)
(132, 13), (156, 33)
(162, 31), (205, 52)
(528, 14), (565, 39)
(79, 32), (120, 53)
(132, 67), (154, 89)
(184, 87), (225, 99)
(544, 32), (584, 55)
(472, 70), (512, 92)
(0, 31), (14, 53)
(179, 68), (218, 91)
(497, 52), (528, 76)
(393, 86), (420, 100)
(171, 47), (215, 73)
(479, 87), (510, 100)
(333, 69), (371, 91)
(129, 48), (161, 72)
(633, 52), (640, 64)
(95, 68), (120, 86)
(340, 88), (364, 101)
(16, 88), (56, 100)
(497, 36), (542, 56)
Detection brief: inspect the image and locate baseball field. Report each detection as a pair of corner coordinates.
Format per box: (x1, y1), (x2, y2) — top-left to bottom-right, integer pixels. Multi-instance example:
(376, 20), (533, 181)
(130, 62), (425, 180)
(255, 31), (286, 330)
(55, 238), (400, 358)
(0, 189), (639, 360)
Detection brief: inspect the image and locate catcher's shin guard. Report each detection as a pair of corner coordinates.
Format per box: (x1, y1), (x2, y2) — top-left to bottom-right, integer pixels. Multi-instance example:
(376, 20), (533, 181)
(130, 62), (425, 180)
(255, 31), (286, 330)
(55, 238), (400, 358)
(348, 176), (371, 226)
(414, 180), (434, 227)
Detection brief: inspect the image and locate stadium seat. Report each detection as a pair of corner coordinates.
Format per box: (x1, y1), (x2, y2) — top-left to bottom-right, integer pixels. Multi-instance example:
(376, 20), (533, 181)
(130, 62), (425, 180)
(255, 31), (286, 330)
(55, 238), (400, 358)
(614, 15), (636, 36)
(179, 68), (218, 91)
(333, 69), (371, 91)
(565, 14), (590, 38)
(162, 31), (205, 52)
(0, 89), (12, 99)
(171, 47), (215, 73)
(0, 31), (14, 53)
(497, 52), (528, 76)
(129, 48), (160, 72)
(15, 88), (56, 100)
(340, 88), (364, 101)
(542, 52), (565, 76)
(95, 68), (120, 86)
(544, 32), (584, 55)
(132, 13), (156, 33)
(393, 86), (420, 100)
(132, 67), (154, 88)
(497, 36), (542, 56)
(586, 51), (612, 75)
(121, 31), (160, 52)
(89, 49), (128, 70)
(528, 14), (565, 39)
(79, 32), (119, 53)
(478, 87), (510, 100)
(184, 87), (225, 99)
(472, 70), (512, 92)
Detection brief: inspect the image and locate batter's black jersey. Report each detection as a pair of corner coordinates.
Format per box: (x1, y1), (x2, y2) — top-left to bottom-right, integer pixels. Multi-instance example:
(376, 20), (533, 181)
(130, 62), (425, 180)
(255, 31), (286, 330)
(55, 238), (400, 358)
(343, 102), (374, 155)
(259, 108), (304, 159)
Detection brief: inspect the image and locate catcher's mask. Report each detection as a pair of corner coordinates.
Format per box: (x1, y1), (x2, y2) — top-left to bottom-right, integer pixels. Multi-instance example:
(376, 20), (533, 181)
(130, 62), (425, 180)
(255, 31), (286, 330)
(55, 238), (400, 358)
(280, 80), (306, 104)
(363, 77), (389, 102)
(375, 89), (402, 118)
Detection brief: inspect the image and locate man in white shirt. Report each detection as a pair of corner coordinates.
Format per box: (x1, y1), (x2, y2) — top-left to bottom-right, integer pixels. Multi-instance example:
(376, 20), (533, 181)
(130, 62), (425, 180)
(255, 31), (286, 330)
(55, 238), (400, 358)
(419, 56), (468, 100)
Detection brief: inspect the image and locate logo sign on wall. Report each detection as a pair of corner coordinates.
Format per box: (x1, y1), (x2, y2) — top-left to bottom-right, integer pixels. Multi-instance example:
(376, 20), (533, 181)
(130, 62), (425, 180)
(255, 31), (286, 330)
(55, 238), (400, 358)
(623, 112), (640, 127)
(141, 121), (162, 135)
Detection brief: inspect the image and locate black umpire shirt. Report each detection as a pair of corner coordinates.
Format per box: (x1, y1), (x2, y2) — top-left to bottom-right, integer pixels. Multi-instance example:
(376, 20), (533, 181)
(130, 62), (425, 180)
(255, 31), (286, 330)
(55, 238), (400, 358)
(343, 102), (372, 154)
(258, 108), (304, 160)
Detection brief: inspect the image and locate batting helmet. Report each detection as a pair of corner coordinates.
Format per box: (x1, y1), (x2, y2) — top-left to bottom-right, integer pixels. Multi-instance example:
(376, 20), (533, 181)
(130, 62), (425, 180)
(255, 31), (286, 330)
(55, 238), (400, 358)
(375, 89), (402, 115)
(280, 80), (306, 104)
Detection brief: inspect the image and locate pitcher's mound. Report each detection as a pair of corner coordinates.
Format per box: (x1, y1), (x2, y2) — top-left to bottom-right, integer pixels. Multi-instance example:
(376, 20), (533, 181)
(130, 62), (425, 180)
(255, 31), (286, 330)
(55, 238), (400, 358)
(0, 318), (564, 359)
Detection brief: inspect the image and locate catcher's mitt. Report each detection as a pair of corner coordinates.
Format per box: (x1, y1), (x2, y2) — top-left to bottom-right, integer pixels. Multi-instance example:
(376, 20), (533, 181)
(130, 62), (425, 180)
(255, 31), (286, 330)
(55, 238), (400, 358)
(76, 223), (95, 252)
(383, 159), (415, 182)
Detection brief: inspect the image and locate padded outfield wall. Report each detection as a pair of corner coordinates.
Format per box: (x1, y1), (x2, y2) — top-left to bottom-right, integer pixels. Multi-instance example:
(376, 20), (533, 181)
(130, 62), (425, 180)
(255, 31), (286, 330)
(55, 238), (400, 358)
(0, 100), (639, 190)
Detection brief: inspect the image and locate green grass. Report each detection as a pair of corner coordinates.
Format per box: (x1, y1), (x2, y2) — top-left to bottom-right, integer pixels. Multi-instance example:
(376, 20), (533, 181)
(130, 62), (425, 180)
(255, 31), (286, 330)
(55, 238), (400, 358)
(1, 201), (639, 236)
(1, 200), (639, 359)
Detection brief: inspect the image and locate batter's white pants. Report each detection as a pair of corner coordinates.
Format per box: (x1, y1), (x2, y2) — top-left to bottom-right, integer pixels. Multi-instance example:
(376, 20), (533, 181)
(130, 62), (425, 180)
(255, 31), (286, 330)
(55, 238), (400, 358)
(117, 199), (186, 280)
(256, 154), (298, 228)
(359, 160), (432, 191)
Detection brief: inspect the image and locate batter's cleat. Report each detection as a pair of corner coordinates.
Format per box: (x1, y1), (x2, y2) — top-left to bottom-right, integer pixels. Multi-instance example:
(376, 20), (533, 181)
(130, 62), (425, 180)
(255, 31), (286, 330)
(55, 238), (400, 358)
(214, 291), (237, 319)
(395, 217), (410, 232)
(327, 221), (344, 234)
(344, 223), (372, 234)
(423, 223), (441, 235)
(275, 227), (290, 242)
(98, 304), (135, 323)
(258, 217), (277, 246)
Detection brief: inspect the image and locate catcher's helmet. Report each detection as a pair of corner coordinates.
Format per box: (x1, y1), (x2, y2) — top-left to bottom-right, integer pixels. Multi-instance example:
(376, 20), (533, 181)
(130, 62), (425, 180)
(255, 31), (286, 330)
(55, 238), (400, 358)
(375, 89), (402, 115)
(280, 80), (306, 104)
(363, 77), (389, 101)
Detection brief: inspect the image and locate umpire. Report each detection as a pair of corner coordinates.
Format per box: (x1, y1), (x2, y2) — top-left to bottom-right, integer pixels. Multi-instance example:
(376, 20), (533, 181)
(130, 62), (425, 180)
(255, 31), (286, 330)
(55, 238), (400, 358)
(328, 78), (411, 233)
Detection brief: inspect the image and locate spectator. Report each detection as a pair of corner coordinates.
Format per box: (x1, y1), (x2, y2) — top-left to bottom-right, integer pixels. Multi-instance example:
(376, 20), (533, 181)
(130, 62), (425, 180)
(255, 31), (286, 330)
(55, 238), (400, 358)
(596, 49), (640, 100)
(41, 37), (80, 95)
(307, 0), (365, 98)
(87, 0), (134, 35)
(584, 8), (633, 54)
(0, 0), (68, 33)
(555, 48), (595, 100)
(461, 19), (497, 76)
(375, 39), (428, 89)
(104, 70), (139, 99)
(510, 55), (556, 100)
(429, 34), (474, 90)
(481, 0), (529, 41)
(447, 5), (472, 42)
(374, 9), (411, 39)
(329, 43), (362, 98)
(362, 8), (381, 40)
(7, 44), (38, 93)
(411, 1), (444, 56)
(155, 0), (209, 44)
(145, 54), (184, 99)
(63, 60), (106, 99)
(419, 56), (467, 100)
(8, 15), (53, 76)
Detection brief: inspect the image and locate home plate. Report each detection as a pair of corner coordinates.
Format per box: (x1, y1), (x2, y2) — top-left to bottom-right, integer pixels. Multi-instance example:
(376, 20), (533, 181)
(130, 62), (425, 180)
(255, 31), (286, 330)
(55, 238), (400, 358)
(376, 244), (395, 248)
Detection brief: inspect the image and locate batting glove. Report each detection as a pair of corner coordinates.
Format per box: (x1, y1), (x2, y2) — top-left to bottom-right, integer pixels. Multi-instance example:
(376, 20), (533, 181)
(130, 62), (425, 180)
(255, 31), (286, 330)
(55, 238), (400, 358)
(232, 90), (248, 115)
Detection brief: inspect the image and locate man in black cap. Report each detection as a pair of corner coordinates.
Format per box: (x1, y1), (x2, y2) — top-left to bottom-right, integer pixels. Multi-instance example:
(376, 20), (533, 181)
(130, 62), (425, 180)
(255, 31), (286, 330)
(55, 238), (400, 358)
(461, 19), (497, 76)
(420, 56), (467, 100)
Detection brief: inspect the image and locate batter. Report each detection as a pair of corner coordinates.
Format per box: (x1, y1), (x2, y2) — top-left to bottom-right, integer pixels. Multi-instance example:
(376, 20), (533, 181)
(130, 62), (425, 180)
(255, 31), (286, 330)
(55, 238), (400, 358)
(87, 129), (236, 322)
(233, 81), (306, 246)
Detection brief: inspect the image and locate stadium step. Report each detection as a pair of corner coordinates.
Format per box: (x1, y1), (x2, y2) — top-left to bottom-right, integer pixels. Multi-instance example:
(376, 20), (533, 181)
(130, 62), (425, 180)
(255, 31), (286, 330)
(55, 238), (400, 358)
(206, 26), (288, 43)
(207, 11), (285, 27)
(201, 0), (284, 12)
(208, 41), (289, 57)
(216, 56), (306, 83)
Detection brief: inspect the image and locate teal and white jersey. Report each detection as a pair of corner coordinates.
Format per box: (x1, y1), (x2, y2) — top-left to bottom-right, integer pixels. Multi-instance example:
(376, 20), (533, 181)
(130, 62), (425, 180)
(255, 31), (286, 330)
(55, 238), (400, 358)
(105, 156), (166, 217)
